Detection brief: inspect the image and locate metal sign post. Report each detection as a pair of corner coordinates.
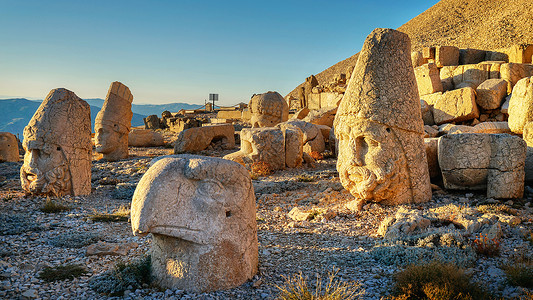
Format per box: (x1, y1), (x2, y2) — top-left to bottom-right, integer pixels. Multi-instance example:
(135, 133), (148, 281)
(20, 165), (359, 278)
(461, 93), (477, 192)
(209, 93), (218, 111)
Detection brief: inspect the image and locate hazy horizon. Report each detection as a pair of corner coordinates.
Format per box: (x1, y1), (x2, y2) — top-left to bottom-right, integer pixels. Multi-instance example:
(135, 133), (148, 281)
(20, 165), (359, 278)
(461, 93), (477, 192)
(1, 0), (439, 106)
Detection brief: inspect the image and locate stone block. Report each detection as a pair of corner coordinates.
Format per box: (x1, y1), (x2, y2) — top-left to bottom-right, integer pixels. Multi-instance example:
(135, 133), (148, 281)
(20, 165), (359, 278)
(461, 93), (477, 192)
(475, 79), (507, 109)
(459, 48), (486, 65)
(422, 47), (435, 59)
(284, 127), (304, 168)
(303, 107), (337, 127)
(435, 46), (459, 67)
(508, 44), (533, 64)
(129, 129), (165, 147)
(501, 94), (511, 114)
(216, 110), (242, 120)
(174, 124), (235, 153)
(453, 63), (490, 89)
(508, 77), (533, 134)
(473, 122), (510, 134)
(225, 127), (285, 170)
(420, 100), (434, 125)
(308, 93), (321, 110)
(414, 63), (443, 96)
(440, 66), (458, 91)
(411, 51), (427, 67)
(420, 92), (443, 106)
(433, 87), (479, 124)
(500, 63), (533, 93)
(485, 50), (509, 62)
(438, 133), (525, 198)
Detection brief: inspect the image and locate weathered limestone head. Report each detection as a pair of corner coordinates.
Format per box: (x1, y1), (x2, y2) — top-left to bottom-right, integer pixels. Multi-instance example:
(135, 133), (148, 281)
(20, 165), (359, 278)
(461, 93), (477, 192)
(95, 82), (133, 161)
(20, 88), (92, 196)
(131, 154), (258, 292)
(249, 91), (289, 128)
(334, 28), (431, 206)
(0, 132), (19, 162)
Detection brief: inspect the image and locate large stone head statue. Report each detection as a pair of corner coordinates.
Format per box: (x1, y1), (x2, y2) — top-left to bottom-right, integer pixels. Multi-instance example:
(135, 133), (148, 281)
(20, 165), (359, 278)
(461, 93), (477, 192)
(131, 155), (258, 292)
(20, 88), (92, 196)
(0, 132), (19, 162)
(334, 28), (431, 206)
(249, 91), (289, 128)
(95, 82), (133, 161)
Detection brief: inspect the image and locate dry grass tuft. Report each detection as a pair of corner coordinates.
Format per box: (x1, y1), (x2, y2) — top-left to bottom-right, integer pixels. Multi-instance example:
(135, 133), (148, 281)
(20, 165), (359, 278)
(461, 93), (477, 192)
(387, 261), (490, 300)
(40, 197), (71, 213)
(503, 259), (533, 289)
(251, 161), (273, 177)
(277, 270), (365, 300)
(38, 264), (87, 282)
(88, 205), (130, 222)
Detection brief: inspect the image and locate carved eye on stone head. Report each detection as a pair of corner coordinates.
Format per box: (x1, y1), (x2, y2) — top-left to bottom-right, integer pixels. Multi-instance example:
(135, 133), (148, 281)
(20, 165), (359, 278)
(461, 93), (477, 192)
(196, 179), (225, 201)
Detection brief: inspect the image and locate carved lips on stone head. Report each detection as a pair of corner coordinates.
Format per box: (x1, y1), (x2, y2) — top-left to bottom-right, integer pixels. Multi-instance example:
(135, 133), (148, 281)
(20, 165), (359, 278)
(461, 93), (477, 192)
(20, 88), (92, 197)
(130, 154), (258, 292)
(333, 28), (431, 206)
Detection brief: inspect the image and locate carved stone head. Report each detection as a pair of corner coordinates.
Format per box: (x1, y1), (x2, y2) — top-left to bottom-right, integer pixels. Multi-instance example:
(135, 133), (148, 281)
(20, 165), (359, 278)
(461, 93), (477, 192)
(334, 28), (431, 206)
(95, 82), (133, 161)
(0, 132), (19, 162)
(20, 88), (92, 196)
(249, 91), (289, 128)
(131, 154), (258, 292)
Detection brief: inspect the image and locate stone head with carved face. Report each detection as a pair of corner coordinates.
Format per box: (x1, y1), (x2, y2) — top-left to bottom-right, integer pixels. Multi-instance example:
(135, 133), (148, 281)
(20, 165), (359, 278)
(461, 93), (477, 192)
(131, 154), (258, 292)
(249, 91), (289, 128)
(0, 132), (19, 162)
(95, 82), (133, 161)
(20, 88), (92, 196)
(334, 28), (431, 206)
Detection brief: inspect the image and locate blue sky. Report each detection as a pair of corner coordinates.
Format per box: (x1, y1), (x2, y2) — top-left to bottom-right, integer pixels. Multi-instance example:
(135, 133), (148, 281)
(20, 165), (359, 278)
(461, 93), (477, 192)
(0, 0), (439, 105)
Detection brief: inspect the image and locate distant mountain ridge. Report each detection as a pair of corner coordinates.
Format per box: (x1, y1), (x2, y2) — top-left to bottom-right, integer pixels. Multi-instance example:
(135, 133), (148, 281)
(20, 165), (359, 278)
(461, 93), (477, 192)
(84, 99), (203, 116)
(1, 97), (208, 138)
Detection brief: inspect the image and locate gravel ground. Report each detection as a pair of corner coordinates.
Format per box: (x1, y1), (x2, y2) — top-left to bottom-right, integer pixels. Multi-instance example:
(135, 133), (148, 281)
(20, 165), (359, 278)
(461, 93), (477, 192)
(1, 145), (532, 299)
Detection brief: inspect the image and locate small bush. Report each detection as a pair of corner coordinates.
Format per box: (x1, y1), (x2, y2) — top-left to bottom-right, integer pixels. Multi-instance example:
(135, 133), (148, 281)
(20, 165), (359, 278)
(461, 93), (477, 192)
(389, 261), (490, 300)
(277, 270), (365, 300)
(89, 255), (151, 296)
(296, 174), (316, 182)
(503, 263), (533, 288)
(40, 197), (70, 213)
(473, 234), (500, 257)
(309, 151), (324, 161)
(38, 264), (87, 282)
(88, 206), (130, 222)
(251, 161), (273, 177)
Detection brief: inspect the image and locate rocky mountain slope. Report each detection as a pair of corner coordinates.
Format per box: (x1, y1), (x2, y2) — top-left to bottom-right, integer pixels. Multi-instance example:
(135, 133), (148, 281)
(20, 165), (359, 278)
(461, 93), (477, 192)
(288, 0), (533, 98)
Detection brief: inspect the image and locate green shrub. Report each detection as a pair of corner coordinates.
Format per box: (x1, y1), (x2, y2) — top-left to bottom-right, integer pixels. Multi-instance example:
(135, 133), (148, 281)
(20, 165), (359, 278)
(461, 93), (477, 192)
(38, 264), (87, 282)
(388, 261), (490, 300)
(277, 270), (365, 300)
(40, 198), (70, 213)
(503, 263), (533, 288)
(472, 234), (500, 257)
(89, 255), (151, 296)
